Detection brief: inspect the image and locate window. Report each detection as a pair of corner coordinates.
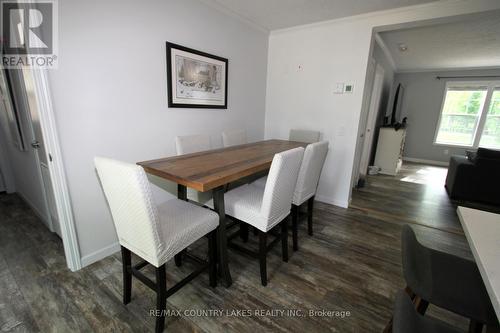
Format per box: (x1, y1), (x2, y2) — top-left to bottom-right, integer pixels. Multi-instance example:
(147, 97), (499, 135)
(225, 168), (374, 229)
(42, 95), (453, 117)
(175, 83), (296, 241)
(434, 82), (500, 149)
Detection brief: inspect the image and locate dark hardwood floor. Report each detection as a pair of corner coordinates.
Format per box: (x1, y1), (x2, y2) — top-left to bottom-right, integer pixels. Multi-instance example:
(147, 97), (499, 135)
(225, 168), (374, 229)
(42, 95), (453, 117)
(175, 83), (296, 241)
(0, 163), (473, 332)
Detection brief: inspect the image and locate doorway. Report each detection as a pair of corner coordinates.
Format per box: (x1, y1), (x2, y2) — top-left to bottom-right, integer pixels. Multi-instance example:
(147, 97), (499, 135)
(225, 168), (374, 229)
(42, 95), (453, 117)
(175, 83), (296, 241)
(0, 67), (60, 235)
(358, 63), (385, 185)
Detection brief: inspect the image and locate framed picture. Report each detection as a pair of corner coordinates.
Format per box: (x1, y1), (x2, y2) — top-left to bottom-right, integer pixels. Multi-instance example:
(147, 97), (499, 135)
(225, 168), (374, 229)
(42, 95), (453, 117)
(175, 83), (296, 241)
(166, 42), (228, 109)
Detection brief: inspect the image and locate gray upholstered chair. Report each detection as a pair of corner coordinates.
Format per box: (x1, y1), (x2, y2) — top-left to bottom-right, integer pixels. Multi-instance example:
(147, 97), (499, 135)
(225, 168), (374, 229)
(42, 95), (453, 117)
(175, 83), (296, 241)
(253, 141), (328, 250)
(94, 157), (218, 333)
(393, 290), (461, 333)
(400, 225), (498, 332)
(207, 147), (304, 286)
(289, 129), (320, 143)
(222, 129), (247, 147)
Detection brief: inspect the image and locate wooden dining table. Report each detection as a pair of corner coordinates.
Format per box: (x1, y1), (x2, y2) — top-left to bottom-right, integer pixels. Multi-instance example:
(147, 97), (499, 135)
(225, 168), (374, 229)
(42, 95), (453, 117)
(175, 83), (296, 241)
(137, 139), (307, 287)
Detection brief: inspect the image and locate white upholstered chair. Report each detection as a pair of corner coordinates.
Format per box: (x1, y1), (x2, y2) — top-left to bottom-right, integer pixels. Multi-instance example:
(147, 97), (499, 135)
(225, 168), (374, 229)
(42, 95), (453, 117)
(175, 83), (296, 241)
(222, 129), (247, 147)
(207, 147), (304, 285)
(289, 129), (321, 143)
(94, 157), (218, 333)
(175, 134), (213, 205)
(175, 134), (211, 155)
(253, 141), (329, 250)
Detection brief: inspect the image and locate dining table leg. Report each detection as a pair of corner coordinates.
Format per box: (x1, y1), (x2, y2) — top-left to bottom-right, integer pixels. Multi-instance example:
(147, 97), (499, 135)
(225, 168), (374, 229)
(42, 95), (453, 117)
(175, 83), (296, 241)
(175, 185), (188, 267)
(212, 185), (232, 287)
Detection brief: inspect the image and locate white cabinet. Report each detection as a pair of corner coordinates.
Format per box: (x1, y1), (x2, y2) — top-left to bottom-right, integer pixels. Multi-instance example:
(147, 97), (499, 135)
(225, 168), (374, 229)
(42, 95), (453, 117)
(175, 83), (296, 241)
(374, 128), (406, 176)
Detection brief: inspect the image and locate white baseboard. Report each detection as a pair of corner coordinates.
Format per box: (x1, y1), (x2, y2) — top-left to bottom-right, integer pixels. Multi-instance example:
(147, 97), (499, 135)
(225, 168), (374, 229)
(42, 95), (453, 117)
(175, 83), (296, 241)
(315, 194), (349, 208)
(403, 157), (449, 167)
(80, 242), (121, 267)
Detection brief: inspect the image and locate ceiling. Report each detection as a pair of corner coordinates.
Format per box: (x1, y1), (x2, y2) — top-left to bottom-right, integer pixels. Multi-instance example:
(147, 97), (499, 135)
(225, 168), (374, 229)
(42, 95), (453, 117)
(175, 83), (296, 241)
(200, 0), (439, 31)
(378, 14), (500, 72)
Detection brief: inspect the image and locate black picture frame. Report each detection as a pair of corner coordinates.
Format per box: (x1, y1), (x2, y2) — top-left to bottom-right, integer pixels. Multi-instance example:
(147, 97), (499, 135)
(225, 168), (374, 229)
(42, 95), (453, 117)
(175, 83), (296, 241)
(166, 42), (228, 109)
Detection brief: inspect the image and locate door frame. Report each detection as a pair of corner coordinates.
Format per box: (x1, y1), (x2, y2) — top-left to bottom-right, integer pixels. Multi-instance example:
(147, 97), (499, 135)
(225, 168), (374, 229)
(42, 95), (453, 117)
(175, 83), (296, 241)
(30, 68), (81, 271)
(358, 63), (385, 178)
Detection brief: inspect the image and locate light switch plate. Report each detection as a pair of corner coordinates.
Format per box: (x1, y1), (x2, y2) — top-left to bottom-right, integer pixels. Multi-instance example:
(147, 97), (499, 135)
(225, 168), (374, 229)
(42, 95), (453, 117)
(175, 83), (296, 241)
(334, 83), (344, 94)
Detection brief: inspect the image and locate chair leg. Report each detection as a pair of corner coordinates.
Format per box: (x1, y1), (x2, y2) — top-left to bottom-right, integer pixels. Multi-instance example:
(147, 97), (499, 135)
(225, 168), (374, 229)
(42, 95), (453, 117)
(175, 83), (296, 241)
(307, 196), (314, 236)
(208, 231), (217, 288)
(155, 264), (167, 333)
(468, 320), (483, 333)
(121, 246), (132, 305)
(259, 231), (267, 286)
(240, 223), (249, 243)
(413, 296), (429, 315)
(291, 204), (299, 251)
(281, 219), (289, 262)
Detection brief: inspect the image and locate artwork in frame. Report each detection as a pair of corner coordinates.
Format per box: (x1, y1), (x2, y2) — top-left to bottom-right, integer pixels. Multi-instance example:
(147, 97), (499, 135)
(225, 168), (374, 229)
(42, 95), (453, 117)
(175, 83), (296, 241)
(166, 42), (228, 109)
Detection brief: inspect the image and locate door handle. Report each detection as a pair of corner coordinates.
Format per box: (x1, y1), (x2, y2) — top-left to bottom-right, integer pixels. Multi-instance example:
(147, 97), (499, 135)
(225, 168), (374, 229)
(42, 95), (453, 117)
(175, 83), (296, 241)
(31, 141), (40, 149)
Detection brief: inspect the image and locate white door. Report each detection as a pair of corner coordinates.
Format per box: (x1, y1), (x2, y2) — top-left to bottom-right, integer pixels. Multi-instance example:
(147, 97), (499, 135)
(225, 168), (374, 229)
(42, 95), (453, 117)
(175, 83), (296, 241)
(358, 64), (385, 178)
(21, 68), (62, 237)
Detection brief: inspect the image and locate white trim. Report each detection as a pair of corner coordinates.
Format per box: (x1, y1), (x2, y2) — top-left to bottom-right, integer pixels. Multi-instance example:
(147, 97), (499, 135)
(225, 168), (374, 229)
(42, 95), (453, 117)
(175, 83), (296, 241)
(403, 157), (449, 167)
(31, 68), (82, 272)
(81, 242), (121, 267)
(315, 194), (349, 209)
(374, 33), (397, 71)
(196, 0), (269, 34)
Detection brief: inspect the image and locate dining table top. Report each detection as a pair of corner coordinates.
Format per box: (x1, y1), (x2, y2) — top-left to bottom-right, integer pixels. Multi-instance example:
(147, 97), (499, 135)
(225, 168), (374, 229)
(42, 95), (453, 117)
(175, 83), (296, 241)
(137, 139), (307, 192)
(457, 206), (500, 320)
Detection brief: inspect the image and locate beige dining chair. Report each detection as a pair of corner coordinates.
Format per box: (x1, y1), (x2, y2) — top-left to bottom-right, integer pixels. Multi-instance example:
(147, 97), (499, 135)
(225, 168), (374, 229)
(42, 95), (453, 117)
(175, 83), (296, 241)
(222, 129), (247, 147)
(174, 134), (213, 205)
(207, 147), (304, 286)
(289, 129), (321, 143)
(253, 141), (329, 250)
(94, 157), (218, 333)
(175, 134), (211, 155)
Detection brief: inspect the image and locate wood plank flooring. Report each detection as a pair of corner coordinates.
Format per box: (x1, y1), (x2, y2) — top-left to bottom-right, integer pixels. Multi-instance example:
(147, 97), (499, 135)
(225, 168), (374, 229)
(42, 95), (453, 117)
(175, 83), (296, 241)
(0, 163), (474, 332)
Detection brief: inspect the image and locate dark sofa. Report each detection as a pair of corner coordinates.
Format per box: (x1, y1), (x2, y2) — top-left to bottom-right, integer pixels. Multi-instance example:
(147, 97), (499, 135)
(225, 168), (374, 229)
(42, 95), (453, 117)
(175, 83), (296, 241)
(445, 148), (500, 206)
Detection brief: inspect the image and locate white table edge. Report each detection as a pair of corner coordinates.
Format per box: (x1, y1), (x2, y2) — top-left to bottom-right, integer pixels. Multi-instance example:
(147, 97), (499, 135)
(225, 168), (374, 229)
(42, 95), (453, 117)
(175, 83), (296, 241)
(457, 206), (500, 321)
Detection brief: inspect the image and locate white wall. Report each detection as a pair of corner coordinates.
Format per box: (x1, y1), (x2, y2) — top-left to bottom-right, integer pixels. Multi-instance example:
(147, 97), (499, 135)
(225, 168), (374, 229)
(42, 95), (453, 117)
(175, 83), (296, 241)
(395, 68), (500, 163)
(47, 0), (269, 264)
(264, 0), (500, 207)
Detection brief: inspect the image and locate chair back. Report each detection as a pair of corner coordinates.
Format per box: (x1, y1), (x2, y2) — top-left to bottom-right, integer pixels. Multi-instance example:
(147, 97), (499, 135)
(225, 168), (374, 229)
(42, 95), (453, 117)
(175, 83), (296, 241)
(289, 129), (320, 143)
(175, 134), (211, 155)
(401, 225), (431, 297)
(260, 148), (304, 227)
(94, 157), (163, 265)
(293, 141), (329, 205)
(222, 129), (247, 147)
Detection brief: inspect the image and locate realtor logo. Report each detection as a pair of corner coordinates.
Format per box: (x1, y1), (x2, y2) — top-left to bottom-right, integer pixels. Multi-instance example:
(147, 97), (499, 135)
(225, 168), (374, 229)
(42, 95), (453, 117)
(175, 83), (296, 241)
(1, 0), (58, 68)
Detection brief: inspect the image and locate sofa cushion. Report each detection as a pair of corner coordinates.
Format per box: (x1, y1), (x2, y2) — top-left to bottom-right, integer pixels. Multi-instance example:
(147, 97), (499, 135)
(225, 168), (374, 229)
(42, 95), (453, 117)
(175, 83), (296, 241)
(476, 148), (500, 160)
